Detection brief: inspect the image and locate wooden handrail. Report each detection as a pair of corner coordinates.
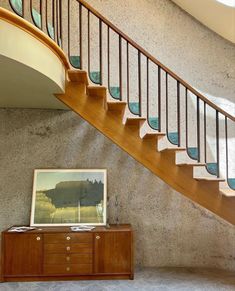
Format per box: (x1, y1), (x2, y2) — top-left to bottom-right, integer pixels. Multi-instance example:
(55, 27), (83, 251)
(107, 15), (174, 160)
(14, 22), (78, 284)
(77, 0), (235, 122)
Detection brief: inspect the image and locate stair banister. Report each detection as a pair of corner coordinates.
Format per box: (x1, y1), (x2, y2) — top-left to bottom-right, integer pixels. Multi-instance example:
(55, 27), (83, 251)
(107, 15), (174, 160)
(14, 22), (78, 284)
(77, 0), (235, 121)
(77, 0), (234, 188)
(7, 0), (235, 120)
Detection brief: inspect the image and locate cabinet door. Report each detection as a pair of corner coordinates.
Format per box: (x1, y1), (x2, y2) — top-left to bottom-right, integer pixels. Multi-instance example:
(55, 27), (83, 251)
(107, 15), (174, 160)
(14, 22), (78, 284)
(94, 231), (132, 274)
(4, 233), (43, 276)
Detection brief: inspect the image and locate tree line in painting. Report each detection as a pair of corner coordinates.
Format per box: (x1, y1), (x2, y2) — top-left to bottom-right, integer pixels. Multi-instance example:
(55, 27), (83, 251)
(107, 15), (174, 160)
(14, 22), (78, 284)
(34, 180), (104, 224)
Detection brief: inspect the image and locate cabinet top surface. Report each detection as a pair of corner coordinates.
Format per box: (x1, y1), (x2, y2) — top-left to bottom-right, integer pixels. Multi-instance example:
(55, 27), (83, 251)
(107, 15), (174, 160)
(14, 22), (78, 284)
(3, 224), (132, 234)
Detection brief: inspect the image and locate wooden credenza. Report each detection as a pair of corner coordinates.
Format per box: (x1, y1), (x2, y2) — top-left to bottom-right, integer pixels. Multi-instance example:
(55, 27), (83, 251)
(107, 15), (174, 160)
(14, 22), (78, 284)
(1, 225), (133, 282)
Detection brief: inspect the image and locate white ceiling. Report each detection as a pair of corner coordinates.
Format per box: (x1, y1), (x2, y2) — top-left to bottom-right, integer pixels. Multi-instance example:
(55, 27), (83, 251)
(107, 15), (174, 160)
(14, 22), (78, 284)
(172, 0), (235, 44)
(216, 0), (235, 7)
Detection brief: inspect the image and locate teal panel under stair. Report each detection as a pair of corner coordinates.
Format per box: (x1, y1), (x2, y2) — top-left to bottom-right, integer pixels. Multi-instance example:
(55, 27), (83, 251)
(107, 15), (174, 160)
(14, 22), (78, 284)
(58, 37), (62, 48)
(187, 147), (198, 160)
(206, 163), (218, 176)
(70, 56), (81, 69)
(10, 0), (22, 15)
(32, 8), (41, 28)
(110, 87), (120, 100)
(148, 117), (159, 130)
(90, 71), (101, 84)
(129, 102), (140, 115)
(168, 132), (179, 145)
(48, 23), (54, 39)
(228, 178), (235, 190)
(129, 103), (159, 126)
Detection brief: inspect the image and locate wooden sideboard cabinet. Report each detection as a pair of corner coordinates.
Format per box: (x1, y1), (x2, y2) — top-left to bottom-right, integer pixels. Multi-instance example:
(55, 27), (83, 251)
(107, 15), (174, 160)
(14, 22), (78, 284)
(1, 225), (133, 282)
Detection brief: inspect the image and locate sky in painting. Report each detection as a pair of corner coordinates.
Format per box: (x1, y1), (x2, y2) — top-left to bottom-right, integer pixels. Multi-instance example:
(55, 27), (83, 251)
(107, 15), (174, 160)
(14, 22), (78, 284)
(36, 171), (105, 191)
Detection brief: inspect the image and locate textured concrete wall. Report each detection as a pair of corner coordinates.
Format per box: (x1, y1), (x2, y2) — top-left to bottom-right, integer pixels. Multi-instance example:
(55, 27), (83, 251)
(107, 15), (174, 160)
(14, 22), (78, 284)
(1, 108), (235, 271)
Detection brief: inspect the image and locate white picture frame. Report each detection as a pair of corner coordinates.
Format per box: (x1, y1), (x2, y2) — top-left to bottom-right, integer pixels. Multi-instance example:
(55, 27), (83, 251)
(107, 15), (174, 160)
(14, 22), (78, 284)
(30, 169), (107, 226)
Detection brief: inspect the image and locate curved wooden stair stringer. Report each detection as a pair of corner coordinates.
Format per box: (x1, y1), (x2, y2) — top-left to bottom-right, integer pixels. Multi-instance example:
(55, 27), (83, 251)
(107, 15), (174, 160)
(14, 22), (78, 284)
(56, 70), (235, 226)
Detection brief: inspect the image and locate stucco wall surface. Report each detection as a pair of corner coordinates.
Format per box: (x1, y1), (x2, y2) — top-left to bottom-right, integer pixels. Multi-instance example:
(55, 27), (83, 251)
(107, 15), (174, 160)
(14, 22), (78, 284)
(0, 108), (235, 270)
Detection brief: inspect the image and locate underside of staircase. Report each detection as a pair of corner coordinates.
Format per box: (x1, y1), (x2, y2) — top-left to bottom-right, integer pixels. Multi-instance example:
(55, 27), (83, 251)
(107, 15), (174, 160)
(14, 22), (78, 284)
(1, 0), (235, 224)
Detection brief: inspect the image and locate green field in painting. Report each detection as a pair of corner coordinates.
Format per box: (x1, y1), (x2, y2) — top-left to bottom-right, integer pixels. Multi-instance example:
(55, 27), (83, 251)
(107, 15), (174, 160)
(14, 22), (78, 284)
(34, 192), (102, 224)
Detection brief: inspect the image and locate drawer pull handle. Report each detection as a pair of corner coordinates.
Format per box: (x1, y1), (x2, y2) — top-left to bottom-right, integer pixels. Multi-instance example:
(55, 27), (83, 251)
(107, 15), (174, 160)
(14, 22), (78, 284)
(36, 237), (41, 241)
(66, 256), (70, 261)
(66, 236), (71, 241)
(66, 267), (70, 271)
(66, 246), (71, 251)
(96, 235), (100, 240)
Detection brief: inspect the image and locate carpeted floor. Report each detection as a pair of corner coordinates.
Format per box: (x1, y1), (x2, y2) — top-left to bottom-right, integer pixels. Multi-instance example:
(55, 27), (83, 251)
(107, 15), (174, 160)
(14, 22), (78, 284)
(1, 267), (235, 290)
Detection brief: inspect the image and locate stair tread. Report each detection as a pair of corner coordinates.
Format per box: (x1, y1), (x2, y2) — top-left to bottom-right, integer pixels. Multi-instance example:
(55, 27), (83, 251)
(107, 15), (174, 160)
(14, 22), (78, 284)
(126, 117), (146, 121)
(107, 101), (127, 105)
(220, 188), (235, 197)
(68, 70), (88, 84)
(142, 132), (165, 139)
(195, 177), (225, 182)
(177, 163), (206, 167)
(125, 117), (146, 126)
(160, 147), (186, 152)
(87, 85), (106, 90)
(106, 101), (127, 111)
(87, 86), (106, 97)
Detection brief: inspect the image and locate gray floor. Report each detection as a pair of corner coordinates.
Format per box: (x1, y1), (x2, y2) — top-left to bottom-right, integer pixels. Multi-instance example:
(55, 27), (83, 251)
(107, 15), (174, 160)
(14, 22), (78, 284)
(1, 267), (235, 291)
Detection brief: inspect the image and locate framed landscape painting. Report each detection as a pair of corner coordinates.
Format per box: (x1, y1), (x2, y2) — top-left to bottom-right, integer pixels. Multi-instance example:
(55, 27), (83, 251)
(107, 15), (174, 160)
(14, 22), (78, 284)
(30, 169), (107, 226)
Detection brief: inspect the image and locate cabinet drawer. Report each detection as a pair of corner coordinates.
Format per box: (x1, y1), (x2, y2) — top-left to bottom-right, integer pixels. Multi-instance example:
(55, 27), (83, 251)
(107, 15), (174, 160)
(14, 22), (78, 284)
(44, 253), (93, 265)
(44, 243), (93, 254)
(44, 264), (93, 275)
(44, 233), (92, 244)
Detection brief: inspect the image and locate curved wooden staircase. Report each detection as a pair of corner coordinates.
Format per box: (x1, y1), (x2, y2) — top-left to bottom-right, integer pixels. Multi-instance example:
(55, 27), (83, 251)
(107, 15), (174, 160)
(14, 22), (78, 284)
(56, 70), (235, 225)
(1, 0), (235, 224)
